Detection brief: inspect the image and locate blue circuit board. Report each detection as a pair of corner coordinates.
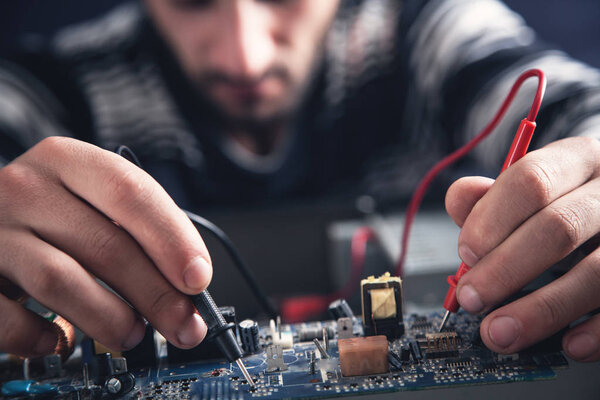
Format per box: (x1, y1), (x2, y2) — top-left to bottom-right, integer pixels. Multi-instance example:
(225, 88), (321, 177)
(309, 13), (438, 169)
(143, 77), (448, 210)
(0, 311), (568, 400)
(130, 311), (567, 400)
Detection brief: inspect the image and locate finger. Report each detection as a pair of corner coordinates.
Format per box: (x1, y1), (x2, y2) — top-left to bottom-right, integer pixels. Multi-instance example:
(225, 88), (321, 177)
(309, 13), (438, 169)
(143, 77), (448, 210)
(458, 136), (600, 267)
(19, 186), (206, 348)
(457, 175), (600, 313)
(0, 294), (58, 357)
(445, 176), (495, 227)
(563, 313), (600, 362)
(478, 249), (600, 354)
(0, 229), (146, 351)
(24, 137), (212, 295)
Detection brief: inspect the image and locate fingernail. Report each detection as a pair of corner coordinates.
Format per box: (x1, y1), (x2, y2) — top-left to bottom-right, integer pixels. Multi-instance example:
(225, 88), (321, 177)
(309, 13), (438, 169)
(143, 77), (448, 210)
(122, 317), (146, 350)
(458, 245), (479, 267)
(488, 316), (521, 348)
(567, 332), (598, 360)
(35, 329), (57, 355)
(183, 257), (211, 292)
(457, 284), (484, 313)
(177, 313), (207, 348)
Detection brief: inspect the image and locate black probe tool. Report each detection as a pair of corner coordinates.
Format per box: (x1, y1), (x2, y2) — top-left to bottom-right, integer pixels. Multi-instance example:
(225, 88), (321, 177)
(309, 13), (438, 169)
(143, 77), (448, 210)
(113, 147), (255, 389)
(191, 291), (256, 388)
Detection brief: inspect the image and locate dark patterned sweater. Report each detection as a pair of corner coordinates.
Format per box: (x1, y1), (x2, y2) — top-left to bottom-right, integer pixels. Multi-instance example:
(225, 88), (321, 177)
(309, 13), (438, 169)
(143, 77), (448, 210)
(1, 0), (600, 209)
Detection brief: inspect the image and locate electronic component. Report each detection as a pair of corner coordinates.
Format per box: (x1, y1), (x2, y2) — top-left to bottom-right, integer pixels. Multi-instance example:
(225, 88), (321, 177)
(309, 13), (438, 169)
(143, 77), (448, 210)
(308, 351), (316, 374)
(270, 319), (294, 348)
(419, 332), (460, 359)
(337, 318), (353, 339)
(297, 325), (334, 342)
(1, 380), (58, 397)
(0, 312), (572, 399)
(122, 324), (157, 369)
(409, 340), (422, 361)
(104, 373), (135, 397)
(239, 319), (260, 354)
(328, 299), (354, 320)
(498, 353), (519, 362)
(338, 335), (389, 377)
(400, 345), (411, 363)
(266, 345), (287, 372)
(388, 351), (403, 370)
(360, 273), (404, 340)
(313, 339), (329, 359)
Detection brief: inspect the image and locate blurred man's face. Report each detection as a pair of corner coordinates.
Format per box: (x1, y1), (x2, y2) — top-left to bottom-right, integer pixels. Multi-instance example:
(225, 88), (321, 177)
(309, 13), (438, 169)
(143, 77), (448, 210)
(145, 0), (340, 126)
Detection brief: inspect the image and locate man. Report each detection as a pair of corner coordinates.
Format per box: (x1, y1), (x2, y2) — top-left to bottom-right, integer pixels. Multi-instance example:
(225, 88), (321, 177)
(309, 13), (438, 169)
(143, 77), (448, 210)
(1, 0), (600, 363)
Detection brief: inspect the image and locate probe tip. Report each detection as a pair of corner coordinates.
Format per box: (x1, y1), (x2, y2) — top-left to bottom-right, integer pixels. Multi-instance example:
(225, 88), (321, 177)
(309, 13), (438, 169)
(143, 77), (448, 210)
(236, 358), (256, 389)
(438, 310), (451, 332)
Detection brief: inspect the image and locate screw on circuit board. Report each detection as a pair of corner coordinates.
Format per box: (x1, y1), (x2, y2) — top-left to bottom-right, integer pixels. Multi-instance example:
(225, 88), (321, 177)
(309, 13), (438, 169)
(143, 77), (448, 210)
(106, 378), (121, 395)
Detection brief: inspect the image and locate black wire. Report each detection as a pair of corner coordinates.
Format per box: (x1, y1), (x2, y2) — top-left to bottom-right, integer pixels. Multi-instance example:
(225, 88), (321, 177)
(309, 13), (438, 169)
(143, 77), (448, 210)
(114, 145), (278, 318)
(184, 210), (278, 318)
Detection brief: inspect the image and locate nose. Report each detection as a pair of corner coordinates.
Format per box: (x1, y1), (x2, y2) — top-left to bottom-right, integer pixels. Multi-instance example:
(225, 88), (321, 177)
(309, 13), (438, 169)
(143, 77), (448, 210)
(211, 1), (277, 81)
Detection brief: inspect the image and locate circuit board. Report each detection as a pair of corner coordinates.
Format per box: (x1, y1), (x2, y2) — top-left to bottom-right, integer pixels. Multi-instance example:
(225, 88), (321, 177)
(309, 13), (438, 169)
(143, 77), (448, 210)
(1, 311), (568, 400)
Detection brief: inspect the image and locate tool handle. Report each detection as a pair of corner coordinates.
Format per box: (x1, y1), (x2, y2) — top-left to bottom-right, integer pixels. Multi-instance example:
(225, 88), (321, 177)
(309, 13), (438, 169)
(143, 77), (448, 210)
(191, 291), (226, 330)
(191, 291), (243, 362)
(443, 262), (471, 313)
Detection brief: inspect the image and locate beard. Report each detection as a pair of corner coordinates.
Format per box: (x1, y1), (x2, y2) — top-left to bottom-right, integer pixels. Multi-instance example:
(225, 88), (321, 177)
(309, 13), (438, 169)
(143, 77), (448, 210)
(193, 66), (299, 131)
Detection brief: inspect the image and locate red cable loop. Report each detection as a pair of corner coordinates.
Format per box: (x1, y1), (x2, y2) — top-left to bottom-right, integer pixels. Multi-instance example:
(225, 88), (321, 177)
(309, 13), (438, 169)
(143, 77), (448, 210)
(280, 69), (547, 321)
(395, 69), (546, 277)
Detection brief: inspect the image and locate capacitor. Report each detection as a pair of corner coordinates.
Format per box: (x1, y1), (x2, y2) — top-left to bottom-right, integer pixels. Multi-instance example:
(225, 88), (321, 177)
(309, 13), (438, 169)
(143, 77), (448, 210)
(104, 373), (135, 397)
(239, 319), (260, 354)
(328, 299), (354, 320)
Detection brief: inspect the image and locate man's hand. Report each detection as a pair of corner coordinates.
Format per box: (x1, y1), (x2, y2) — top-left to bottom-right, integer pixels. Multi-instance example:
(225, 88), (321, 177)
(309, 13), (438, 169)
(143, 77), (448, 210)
(446, 136), (600, 362)
(0, 137), (212, 357)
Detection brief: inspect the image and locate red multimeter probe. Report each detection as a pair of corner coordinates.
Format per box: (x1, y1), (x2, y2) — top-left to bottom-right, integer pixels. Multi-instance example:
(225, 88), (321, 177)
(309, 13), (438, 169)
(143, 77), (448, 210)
(438, 69), (547, 331)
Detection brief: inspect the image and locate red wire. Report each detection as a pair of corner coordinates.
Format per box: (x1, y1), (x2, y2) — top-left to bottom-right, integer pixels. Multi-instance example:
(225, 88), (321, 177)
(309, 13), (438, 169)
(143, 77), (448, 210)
(279, 226), (376, 321)
(394, 68), (546, 277)
(333, 226), (378, 300)
(280, 69), (546, 321)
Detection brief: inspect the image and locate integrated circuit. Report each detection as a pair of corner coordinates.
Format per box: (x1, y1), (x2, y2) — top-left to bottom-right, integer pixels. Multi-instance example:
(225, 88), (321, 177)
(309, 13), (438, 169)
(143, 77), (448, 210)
(0, 311), (568, 400)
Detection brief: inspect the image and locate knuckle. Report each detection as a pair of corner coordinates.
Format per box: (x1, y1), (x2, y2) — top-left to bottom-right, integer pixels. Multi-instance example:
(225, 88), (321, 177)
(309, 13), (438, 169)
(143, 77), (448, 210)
(545, 204), (583, 253)
(487, 255), (522, 294)
(148, 288), (189, 323)
(88, 226), (123, 265)
(105, 168), (156, 213)
(29, 255), (71, 300)
(34, 136), (74, 156)
(574, 136), (600, 154)
(532, 292), (567, 329)
(0, 162), (40, 196)
(517, 160), (555, 209)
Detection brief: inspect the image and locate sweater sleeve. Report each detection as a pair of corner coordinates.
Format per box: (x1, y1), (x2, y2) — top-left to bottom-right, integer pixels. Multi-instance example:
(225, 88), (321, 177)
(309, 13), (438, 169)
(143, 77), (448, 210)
(400, 0), (600, 172)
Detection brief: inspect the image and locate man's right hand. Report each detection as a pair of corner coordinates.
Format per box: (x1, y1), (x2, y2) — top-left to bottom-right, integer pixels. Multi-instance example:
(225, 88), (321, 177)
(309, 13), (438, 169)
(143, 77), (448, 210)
(0, 137), (213, 357)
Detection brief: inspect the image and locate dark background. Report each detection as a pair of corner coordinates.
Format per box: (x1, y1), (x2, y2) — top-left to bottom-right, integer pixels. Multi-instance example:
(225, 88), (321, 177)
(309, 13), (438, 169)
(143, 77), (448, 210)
(1, 0), (599, 67)
(0, 0), (599, 318)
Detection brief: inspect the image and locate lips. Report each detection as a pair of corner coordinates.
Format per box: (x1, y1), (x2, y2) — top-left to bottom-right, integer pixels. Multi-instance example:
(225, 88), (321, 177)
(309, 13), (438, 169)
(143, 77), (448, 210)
(212, 76), (282, 103)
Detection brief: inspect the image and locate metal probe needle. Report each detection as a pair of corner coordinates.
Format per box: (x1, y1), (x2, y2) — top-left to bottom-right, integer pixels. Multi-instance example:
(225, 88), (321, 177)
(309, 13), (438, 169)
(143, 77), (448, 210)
(190, 291), (256, 389)
(236, 359), (255, 388)
(438, 310), (450, 332)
